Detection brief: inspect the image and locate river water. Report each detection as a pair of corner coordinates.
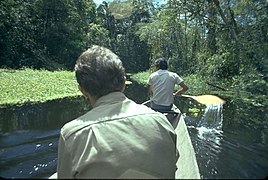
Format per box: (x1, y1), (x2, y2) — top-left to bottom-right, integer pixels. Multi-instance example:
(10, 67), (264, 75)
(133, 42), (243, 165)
(0, 83), (267, 179)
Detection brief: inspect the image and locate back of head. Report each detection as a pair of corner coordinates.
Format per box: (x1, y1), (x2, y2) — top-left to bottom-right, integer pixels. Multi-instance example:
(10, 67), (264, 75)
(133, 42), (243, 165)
(154, 57), (168, 70)
(75, 45), (126, 98)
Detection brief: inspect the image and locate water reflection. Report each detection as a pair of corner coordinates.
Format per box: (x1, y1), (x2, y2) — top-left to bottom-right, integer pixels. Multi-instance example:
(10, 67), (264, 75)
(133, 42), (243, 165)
(0, 129), (59, 178)
(187, 100), (268, 179)
(0, 96), (91, 133)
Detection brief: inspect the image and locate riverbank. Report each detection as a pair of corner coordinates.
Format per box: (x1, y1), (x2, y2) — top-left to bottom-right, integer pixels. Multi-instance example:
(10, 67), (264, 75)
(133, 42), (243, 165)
(0, 68), (81, 107)
(0, 68), (266, 109)
(0, 68), (209, 106)
(0, 68), (132, 107)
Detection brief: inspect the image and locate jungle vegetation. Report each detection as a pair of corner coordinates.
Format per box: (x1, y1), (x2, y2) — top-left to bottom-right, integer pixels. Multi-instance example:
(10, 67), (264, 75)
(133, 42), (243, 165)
(0, 0), (267, 101)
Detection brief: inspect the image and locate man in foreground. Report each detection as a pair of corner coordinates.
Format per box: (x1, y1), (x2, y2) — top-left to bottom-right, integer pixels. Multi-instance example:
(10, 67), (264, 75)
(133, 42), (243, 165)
(56, 45), (178, 178)
(147, 57), (189, 112)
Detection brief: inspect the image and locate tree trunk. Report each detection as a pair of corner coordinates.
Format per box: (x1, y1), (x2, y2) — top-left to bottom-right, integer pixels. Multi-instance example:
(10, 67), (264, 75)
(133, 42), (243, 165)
(207, 0), (217, 54)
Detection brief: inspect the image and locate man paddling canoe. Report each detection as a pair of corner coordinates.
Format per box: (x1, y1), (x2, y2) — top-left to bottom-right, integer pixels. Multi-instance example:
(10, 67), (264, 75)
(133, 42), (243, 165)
(147, 57), (189, 111)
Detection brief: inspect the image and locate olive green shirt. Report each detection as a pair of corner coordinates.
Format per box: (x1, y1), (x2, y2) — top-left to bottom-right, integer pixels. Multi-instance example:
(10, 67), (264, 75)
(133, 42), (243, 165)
(57, 92), (178, 179)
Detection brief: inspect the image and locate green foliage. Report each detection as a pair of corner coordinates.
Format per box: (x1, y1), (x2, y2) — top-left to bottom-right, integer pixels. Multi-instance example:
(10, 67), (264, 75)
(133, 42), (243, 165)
(136, 8), (183, 62)
(95, 0), (152, 73)
(204, 51), (239, 79)
(183, 74), (209, 95)
(86, 23), (110, 47)
(130, 70), (151, 85)
(0, 68), (81, 106)
(0, 0), (96, 70)
(0, 0), (267, 98)
(230, 72), (268, 95)
(188, 107), (203, 118)
(116, 29), (150, 73)
(109, 0), (133, 19)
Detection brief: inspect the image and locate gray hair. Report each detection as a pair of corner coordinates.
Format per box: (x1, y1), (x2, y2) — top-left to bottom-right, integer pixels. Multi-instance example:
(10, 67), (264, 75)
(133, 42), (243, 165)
(75, 45), (125, 98)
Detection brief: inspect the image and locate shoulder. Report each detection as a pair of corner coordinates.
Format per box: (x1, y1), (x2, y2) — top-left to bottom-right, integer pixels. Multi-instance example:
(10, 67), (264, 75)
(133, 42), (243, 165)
(60, 111), (96, 141)
(169, 71), (182, 78)
(149, 71), (158, 78)
(148, 72), (158, 83)
(131, 103), (172, 130)
(60, 99), (160, 139)
(168, 71), (178, 76)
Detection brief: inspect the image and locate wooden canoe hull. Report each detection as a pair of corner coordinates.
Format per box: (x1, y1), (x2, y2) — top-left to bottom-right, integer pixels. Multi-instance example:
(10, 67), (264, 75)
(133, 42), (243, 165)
(172, 107), (200, 179)
(143, 101), (200, 179)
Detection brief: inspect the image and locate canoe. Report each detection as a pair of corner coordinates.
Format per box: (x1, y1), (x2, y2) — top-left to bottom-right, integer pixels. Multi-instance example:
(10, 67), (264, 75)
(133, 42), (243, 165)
(49, 101), (200, 179)
(143, 101), (200, 179)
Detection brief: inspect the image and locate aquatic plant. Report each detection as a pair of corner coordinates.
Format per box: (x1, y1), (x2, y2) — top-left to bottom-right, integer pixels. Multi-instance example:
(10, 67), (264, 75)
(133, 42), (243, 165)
(0, 68), (81, 106)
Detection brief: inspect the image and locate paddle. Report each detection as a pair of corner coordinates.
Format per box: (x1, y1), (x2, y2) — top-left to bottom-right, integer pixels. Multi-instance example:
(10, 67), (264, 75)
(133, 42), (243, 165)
(143, 94), (225, 106)
(181, 94), (225, 105)
(125, 80), (132, 85)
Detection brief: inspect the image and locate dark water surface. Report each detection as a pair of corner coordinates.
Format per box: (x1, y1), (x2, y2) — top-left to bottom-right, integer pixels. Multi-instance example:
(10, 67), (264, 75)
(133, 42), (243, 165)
(185, 102), (268, 179)
(0, 83), (267, 178)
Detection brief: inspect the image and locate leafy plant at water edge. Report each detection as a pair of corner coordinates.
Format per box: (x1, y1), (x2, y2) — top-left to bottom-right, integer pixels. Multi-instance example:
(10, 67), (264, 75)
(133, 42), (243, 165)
(130, 70), (151, 85)
(0, 68), (81, 106)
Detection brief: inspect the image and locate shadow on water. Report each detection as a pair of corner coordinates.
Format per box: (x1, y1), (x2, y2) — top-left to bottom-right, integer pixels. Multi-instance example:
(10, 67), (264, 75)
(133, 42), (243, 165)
(0, 97), (92, 133)
(0, 96), (92, 178)
(0, 82), (268, 179)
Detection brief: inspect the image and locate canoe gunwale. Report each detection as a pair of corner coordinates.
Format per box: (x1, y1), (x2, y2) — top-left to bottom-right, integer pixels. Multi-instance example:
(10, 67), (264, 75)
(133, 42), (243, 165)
(143, 100), (200, 179)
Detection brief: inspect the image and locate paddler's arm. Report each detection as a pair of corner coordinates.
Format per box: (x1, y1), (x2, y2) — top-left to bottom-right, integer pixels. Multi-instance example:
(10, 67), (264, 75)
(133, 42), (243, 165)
(147, 84), (152, 93)
(173, 82), (189, 96)
(147, 84), (153, 97)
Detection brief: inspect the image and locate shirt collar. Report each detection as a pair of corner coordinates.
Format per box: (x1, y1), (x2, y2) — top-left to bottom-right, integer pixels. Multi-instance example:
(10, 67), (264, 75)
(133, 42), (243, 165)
(157, 69), (168, 73)
(94, 91), (126, 108)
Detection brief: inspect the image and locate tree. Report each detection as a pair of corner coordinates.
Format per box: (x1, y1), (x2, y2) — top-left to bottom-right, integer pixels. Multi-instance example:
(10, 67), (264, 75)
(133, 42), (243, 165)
(33, 0), (96, 69)
(96, 0), (152, 72)
(0, 0), (42, 68)
(0, 0), (96, 70)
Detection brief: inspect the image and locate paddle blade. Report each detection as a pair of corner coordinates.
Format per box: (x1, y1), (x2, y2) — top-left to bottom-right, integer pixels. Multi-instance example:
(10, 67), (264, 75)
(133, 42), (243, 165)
(126, 80), (132, 85)
(191, 95), (225, 105)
